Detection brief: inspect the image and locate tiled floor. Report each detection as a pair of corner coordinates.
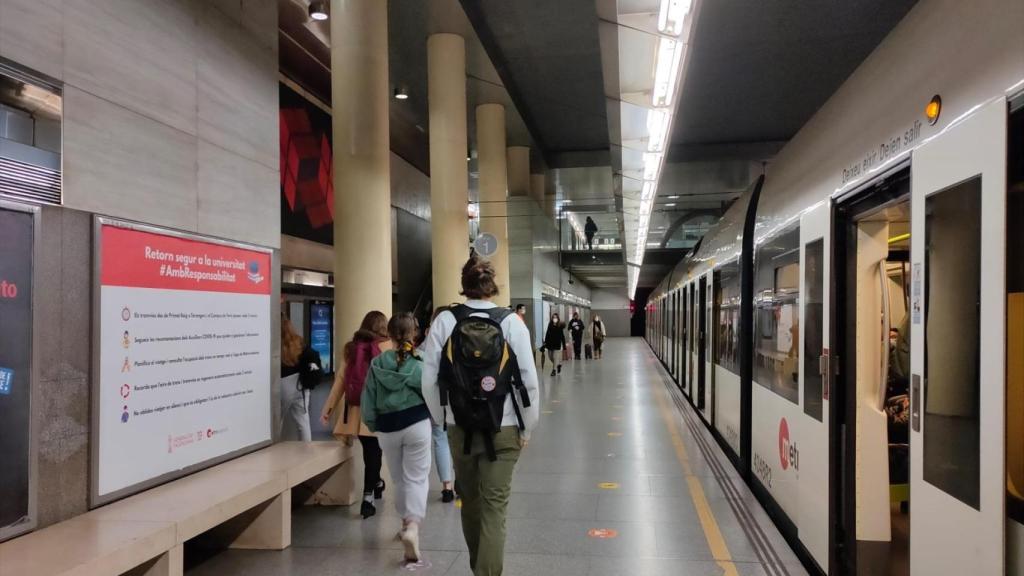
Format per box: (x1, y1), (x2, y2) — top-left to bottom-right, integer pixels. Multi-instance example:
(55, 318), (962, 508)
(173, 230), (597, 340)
(186, 338), (810, 576)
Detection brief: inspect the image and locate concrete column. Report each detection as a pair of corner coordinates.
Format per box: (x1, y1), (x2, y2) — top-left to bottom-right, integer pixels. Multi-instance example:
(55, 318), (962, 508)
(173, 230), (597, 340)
(428, 33), (470, 308)
(331, 0), (392, 346)
(507, 146), (530, 197)
(476, 103), (510, 306)
(530, 172), (546, 206)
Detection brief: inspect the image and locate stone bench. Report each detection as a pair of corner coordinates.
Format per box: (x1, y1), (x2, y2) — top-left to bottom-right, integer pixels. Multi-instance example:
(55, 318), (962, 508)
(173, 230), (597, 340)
(0, 441), (352, 576)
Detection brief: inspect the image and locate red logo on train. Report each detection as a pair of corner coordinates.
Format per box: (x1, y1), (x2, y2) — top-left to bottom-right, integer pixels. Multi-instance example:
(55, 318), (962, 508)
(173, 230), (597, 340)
(778, 418), (799, 471)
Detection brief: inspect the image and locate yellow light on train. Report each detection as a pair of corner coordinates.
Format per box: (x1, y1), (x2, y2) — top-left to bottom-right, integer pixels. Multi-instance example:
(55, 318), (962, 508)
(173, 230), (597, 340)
(925, 95), (942, 125)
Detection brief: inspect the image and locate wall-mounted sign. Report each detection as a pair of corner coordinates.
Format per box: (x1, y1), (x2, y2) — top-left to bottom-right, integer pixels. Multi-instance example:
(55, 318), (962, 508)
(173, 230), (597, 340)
(93, 220), (272, 505)
(309, 302), (332, 374)
(474, 232), (498, 257)
(0, 203), (35, 541)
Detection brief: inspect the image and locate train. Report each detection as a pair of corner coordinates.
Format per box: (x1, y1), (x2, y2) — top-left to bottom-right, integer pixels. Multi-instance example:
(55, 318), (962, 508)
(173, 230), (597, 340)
(643, 0), (1024, 574)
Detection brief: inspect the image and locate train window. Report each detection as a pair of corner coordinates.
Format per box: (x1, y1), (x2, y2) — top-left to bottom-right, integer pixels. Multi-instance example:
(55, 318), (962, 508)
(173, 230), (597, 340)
(753, 225), (801, 403)
(924, 176), (981, 510)
(714, 261), (741, 374)
(804, 239), (824, 421)
(1007, 100), (1024, 523)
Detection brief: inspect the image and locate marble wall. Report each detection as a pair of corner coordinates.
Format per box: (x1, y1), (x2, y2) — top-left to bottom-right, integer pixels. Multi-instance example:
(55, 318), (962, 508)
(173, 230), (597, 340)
(0, 0), (280, 248)
(0, 0), (281, 528)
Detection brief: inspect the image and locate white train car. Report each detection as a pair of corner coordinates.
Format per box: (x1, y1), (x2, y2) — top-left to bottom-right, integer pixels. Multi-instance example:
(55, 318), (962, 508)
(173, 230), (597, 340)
(645, 0), (1024, 574)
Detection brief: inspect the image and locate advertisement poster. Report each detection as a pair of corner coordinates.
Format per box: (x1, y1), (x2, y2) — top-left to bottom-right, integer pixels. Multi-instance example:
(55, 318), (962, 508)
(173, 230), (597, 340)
(96, 222), (271, 501)
(0, 205), (33, 539)
(309, 302), (332, 374)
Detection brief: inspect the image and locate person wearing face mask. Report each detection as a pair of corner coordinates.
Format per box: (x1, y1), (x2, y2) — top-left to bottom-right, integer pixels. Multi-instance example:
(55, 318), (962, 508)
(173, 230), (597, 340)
(591, 314), (606, 359)
(543, 313), (567, 377)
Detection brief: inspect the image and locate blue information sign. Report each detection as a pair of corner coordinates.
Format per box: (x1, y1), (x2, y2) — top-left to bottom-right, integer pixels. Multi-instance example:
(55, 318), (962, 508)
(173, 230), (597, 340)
(309, 302), (333, 374)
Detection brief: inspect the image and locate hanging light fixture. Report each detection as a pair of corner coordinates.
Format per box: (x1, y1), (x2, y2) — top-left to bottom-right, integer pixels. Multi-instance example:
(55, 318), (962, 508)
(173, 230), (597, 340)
(309, 1), (328, 21)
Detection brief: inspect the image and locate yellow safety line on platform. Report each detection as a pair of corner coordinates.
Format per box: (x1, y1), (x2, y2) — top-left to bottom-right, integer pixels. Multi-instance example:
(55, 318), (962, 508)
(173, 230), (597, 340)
(651, 381), (738, 576)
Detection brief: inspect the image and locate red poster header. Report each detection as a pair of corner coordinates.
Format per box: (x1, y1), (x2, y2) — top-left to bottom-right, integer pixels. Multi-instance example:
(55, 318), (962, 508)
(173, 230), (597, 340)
(101, 225), (271, 295)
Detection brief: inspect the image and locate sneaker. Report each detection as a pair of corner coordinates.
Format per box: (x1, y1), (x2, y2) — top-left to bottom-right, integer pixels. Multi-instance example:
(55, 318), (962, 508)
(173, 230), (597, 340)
(374, 480), (386, 500)
(401, 522), (421, 561)
(360, 500), (376, 519)
(557, 364), (563, 374)
(441, 489), (455, 503)
(550, 369), (556, 377)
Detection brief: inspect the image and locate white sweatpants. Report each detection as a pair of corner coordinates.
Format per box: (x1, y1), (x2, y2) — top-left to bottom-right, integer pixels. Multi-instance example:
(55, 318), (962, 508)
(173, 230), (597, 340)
(377, 418), (432, 523)
(280, 374), (311, 441)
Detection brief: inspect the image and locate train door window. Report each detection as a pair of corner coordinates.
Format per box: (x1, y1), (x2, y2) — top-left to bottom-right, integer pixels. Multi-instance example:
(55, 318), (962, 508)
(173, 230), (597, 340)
(1007, 95), (1024, 527)
(804, 239), (824, 421)
(924, 176), (981, 509)
(753, 225), (801, 403)
(715, 262), (741, 374)
(698, 276), (707, 410)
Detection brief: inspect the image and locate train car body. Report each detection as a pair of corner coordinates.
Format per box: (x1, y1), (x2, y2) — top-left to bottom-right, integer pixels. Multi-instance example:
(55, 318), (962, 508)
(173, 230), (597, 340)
(645, 0), (1024, 574)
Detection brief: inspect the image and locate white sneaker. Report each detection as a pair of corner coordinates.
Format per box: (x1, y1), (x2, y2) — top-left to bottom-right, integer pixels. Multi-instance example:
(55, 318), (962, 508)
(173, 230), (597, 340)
(401, 522), (420, 562)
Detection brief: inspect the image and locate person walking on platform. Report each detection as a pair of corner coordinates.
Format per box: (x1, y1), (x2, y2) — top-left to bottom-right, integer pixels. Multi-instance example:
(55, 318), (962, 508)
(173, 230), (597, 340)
(361, 313), (432, 562)
(568, 312), (585, 360)
(592, 314), (606, 359)
(422, 306), (457, 503)
(543, 312), (567, 376)
(280, 314), (321, 441)
(421, 255), (540, 576)
(321, 311), (390, 519)
(584, 216), (598, 251)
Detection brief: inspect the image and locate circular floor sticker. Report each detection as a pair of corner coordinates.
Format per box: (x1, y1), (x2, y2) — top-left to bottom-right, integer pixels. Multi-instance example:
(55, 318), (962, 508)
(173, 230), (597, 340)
(607, 432), (623, 437)
(542, 410), (554, 414)
(598, 482), (620, 489)
(588, 528), (619, 539)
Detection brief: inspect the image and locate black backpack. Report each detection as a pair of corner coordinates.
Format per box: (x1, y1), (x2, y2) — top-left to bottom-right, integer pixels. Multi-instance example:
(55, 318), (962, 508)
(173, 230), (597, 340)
(439, 305), (531, 460)
(298, 347), (325, 391)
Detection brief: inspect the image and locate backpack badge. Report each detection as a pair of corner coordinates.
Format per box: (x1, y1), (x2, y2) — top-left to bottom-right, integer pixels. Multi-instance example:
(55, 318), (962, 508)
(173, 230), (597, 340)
(474, 350), (482, 358)
(481, 376), (497, 392)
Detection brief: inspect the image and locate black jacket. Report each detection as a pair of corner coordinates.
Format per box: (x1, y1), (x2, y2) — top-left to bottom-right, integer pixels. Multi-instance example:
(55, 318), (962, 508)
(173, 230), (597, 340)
(543, 322), (567, 350)
(568, 319), (585, 340)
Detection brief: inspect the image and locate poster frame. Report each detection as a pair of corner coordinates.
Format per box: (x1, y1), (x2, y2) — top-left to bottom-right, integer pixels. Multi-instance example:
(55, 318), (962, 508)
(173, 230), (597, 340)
(0, 199), (39, 542)
(89, 216), (274, 508)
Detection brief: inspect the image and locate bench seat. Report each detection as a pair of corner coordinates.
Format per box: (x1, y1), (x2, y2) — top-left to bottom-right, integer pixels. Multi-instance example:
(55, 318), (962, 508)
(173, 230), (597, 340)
(0, 441), (352, 576)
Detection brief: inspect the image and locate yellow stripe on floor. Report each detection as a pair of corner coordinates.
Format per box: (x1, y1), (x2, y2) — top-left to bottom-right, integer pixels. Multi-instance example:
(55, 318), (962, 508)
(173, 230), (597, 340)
(651, 381), (739, 576)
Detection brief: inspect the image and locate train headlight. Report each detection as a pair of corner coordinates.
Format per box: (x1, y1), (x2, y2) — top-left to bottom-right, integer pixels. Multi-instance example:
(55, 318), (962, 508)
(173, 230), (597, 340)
(925, 95), (942, 125)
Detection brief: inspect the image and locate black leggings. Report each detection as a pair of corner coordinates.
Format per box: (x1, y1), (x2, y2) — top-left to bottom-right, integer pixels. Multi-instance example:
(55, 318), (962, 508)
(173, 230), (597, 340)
(358, 435), (382, 495)
(573, 338), (583, 359)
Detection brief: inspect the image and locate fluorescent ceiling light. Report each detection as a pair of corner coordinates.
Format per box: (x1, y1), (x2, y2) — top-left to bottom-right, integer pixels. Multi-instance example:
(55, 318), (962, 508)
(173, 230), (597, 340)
(658, 0), (693, 36)
(646, 109), (670, 153)
(643, 152), (662, 181)
(641, 181), (655, 201)
(666, 203), (676, 207)
(652, 37), (683, 107)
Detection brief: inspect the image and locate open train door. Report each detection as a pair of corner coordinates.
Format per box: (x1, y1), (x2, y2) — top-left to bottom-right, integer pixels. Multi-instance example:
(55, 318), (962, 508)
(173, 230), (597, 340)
(909, 98), (1007, 574)
(799, 199), (830, 571)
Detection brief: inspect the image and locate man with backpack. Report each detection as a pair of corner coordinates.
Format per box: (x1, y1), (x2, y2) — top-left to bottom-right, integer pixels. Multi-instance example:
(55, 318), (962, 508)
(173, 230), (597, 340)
(421, 255), (540, 576)
(568, 312), (585, 360)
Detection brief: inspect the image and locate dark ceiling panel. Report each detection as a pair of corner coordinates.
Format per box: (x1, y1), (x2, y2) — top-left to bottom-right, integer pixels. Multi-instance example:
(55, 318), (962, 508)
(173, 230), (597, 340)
(672, 0), (918, 146)
(461, 0), (609, 156)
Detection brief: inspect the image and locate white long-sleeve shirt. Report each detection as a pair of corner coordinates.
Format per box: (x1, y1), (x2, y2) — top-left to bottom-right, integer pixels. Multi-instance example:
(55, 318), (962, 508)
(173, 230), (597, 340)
(420, 299), (540, 440)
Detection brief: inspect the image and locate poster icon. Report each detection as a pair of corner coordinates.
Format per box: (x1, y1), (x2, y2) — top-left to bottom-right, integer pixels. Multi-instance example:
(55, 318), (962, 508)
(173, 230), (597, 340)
(122, 330), (130, 349)
(122, 357), (131, 373)
(0, 367), (13, 395)
(121, 406), (130, 423)
(120, 384), (131, 399)
(121, 306), (131, 321)
(247, 261), (264, 283)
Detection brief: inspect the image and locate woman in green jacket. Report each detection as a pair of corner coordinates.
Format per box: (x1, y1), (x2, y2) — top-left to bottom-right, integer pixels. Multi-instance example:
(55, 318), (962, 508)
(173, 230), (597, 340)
(361, 312), (431, 563)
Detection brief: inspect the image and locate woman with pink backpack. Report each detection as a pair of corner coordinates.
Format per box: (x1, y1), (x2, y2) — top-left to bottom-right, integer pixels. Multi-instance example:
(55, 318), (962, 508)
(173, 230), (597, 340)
(322, 310), (391, 518)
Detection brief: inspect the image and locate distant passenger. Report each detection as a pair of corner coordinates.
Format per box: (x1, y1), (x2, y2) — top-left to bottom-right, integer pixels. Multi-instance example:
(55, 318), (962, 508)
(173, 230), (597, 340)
(423, 306), (456, 503)
(592, 314), (606, 359)
(361, 313), (432, 562)
(515, 303), (527, 322)
(568, 312), (585, 360)
(280, 314), (320, 441)
(421, 254), (540, 576)
(543, 312), (567, 376)
(322, 311), (390, 519)
(585, 216), (598, 251)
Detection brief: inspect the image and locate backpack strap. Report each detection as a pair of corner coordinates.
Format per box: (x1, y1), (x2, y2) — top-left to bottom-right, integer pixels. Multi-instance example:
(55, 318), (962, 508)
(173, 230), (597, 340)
(450, 304), (473, 322)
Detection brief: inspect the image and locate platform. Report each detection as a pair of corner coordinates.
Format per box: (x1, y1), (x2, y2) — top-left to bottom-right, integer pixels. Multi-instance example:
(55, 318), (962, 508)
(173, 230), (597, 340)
(184, 338), (808, 576)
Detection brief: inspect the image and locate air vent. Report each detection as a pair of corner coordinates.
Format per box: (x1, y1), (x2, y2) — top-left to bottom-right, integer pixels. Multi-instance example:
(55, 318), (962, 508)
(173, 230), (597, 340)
(0, 156), (61, 205)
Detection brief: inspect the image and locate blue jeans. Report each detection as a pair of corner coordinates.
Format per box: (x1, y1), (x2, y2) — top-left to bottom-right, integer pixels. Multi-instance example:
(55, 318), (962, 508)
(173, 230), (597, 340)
(432, 423), (454, 484)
